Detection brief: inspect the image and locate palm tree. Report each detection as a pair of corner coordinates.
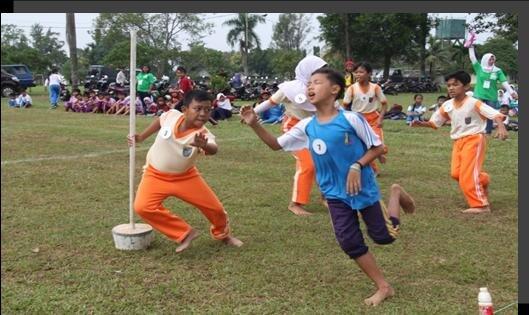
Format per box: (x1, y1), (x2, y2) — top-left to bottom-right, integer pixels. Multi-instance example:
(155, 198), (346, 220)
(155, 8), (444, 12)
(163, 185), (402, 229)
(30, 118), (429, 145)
(223, 13), (266, 76)
(425, 36), (450, 77)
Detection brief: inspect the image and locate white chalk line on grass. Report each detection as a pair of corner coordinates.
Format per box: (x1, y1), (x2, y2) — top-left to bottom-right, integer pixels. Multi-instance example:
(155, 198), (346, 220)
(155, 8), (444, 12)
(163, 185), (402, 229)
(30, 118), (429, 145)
(1, 136), (256, 165)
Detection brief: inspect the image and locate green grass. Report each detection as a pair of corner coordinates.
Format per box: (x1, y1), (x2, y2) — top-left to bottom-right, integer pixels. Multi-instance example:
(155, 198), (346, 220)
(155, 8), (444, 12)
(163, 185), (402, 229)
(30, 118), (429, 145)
(1, 93), (518, 314)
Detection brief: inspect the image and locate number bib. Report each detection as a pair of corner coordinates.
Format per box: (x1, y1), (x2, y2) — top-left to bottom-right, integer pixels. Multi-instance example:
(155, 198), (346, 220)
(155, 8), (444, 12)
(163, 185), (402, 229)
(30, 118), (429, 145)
(312, 139), (327, 155)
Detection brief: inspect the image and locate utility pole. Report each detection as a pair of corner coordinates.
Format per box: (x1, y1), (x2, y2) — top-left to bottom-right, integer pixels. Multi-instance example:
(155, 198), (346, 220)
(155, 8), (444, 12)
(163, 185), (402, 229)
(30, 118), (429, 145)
(66, 13), (79, 89)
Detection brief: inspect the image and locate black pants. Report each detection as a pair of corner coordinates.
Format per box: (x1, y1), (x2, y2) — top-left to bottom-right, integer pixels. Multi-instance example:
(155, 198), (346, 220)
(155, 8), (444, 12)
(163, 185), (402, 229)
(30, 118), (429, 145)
(138, 91), (151, 115)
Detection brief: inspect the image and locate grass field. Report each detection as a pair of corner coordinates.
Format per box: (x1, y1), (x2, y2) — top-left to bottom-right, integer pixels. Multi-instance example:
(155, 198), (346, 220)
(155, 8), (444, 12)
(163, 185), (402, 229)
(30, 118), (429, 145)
(1, 91), (518, 314)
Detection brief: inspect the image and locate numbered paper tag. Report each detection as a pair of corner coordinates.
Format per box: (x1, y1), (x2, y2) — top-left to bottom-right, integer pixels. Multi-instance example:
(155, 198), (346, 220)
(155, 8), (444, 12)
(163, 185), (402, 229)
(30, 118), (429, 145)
(483, 80), (491, 89)
(138, 79), (143, 85)
(160, 127), (172, 139)
(294, 93), (307, 104)
(312, 139), (327, 155)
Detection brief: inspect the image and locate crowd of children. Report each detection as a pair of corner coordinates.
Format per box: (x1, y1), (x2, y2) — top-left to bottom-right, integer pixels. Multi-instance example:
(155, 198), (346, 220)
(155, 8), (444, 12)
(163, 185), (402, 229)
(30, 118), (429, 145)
(62, 87), (185, 116)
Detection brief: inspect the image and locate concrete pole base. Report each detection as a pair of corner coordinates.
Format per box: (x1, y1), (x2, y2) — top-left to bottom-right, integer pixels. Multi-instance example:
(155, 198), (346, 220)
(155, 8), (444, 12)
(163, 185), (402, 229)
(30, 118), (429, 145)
(112, 223), (154, 250)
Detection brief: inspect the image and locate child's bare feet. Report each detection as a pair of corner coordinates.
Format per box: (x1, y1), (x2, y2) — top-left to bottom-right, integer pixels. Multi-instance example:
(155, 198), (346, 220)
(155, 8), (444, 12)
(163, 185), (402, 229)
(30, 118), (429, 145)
(175, 229), (200, 253)
(392, 184), (416, 214)
(222, 235), (244, 247)
(461, 206), (491, 214)
(288, 202), (312, 216)
(364, 285), (395, 306)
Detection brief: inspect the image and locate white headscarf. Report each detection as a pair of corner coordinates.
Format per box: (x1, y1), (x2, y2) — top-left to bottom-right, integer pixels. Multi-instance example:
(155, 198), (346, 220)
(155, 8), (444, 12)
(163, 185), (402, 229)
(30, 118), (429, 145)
(278, 55), (327, 112)
(216, 93), (232, 110)
(480, 53), (500, 73)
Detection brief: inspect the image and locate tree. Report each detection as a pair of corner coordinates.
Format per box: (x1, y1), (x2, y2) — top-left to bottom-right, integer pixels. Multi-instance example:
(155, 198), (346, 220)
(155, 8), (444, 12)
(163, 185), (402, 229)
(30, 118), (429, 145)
(29, 24), (67, 69)
(424, 37), (450, 77)
(471, 13), (518, 44)
(1, 24), (67, 76)
(1, 24), (30, 48)
(177, 43), (236, 78)
(271, 14), (312, 51)
(223, 13), (266, 76)
(66, 13), (79, 88)
(88, 13), (212, 75)
(318, 13), (425, 79)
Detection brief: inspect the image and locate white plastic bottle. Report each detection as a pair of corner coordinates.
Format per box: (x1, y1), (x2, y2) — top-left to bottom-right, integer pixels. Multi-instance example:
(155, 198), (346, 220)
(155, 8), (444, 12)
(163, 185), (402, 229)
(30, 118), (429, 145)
(478, 287), (494, 315)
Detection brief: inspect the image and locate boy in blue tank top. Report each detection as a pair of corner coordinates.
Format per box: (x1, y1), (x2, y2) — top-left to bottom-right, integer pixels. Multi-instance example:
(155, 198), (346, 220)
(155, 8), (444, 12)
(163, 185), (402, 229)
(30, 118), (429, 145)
(241, 68), (415, 306)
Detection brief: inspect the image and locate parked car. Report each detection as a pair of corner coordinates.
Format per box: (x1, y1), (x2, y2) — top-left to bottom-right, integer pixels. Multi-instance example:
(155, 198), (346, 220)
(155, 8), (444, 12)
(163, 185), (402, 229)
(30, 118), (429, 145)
(1, 69), (21, 97)
(1, 64), (35, 88)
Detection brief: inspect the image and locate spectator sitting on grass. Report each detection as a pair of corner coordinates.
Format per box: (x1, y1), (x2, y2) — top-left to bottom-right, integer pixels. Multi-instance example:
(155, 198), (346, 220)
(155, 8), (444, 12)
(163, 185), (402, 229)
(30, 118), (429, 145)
(493, 104), (518, 132)
(15, 89), (32, 108)
(429, 95), (448, 112)
(8, 93), (18, 108)
(261, 103), (285, 124)
(65, 88), (81, 112)
(211, 93), (233, 121)
(406, 94), (426, 125)
(383, 104), (406, 120)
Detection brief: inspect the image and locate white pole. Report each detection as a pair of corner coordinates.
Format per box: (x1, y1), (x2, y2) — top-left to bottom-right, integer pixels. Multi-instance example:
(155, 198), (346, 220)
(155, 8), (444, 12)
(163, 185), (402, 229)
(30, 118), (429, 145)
(129, 30), (137, 229)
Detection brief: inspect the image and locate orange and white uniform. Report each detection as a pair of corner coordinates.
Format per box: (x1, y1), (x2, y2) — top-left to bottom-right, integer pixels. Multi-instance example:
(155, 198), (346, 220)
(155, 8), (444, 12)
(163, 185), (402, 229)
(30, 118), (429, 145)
(428, 96), (505, 208)
(343, 82), (388, 173)
(270, 89), (315, 205)
(134, 109), (230, 243)
(254, 55), (327, 206)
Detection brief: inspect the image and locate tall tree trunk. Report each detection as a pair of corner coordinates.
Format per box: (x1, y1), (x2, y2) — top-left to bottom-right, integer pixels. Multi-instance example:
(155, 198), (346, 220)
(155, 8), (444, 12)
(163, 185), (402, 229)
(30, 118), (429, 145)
(244, 14), (249, 76)
(383, 53), (391, 80)
(344, 14), (351, 60)
(419, 13), (428, 78)
(66, 13), (79, 89)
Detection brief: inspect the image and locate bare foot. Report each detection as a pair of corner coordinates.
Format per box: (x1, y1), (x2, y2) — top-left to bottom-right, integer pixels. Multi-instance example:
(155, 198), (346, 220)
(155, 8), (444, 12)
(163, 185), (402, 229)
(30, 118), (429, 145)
(461, 206), (491, 214)
(175, 229), (200, 253)
(222, 235), (244, 247)
(364, 286), (395, 306)
(378, 154), (387, 164)
(392, 184), (416, 214)
(288, 202), (313, 216)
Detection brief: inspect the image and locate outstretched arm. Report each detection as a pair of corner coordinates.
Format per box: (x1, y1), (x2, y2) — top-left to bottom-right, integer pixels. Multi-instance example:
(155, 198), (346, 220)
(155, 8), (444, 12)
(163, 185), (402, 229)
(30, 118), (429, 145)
(127, 117), (161, 146)
(240, 106), (282, 150)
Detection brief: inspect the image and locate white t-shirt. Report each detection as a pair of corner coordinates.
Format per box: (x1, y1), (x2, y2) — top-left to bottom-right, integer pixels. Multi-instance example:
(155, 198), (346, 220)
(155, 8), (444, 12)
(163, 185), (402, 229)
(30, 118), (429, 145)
(407, 104), (426, 115)
(48, 73), (65, 86)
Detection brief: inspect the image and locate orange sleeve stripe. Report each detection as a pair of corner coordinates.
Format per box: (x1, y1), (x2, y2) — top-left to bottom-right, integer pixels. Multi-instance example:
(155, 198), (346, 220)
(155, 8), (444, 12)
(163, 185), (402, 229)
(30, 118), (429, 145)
(475, 100), (483, 110)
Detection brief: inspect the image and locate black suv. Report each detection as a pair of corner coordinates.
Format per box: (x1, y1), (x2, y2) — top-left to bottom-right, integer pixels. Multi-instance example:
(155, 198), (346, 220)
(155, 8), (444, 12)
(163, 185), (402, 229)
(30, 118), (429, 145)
(1, 69), (21, 97)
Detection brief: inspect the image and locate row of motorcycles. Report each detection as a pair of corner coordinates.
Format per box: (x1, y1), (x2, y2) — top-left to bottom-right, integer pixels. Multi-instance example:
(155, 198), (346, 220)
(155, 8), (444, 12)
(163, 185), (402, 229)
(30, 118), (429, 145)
(60, 75), (172, 101)
(379, 77), (440, 95)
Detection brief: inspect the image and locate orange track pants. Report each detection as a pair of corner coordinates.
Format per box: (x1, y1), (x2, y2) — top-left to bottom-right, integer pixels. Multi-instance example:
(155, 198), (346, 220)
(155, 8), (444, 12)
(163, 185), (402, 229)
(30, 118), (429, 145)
(282, 115), (315, 205)
(450, 134), (490, 208)
(134, 165), (230, 243)
(362, 111), (388, 174)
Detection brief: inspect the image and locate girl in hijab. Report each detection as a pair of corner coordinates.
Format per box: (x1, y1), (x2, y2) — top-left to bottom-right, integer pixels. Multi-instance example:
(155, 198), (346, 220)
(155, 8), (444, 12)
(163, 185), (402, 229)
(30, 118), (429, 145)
(467, 33), (518, 135)
(211, 93), (233, 121)
(253, 55), (327, 216)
